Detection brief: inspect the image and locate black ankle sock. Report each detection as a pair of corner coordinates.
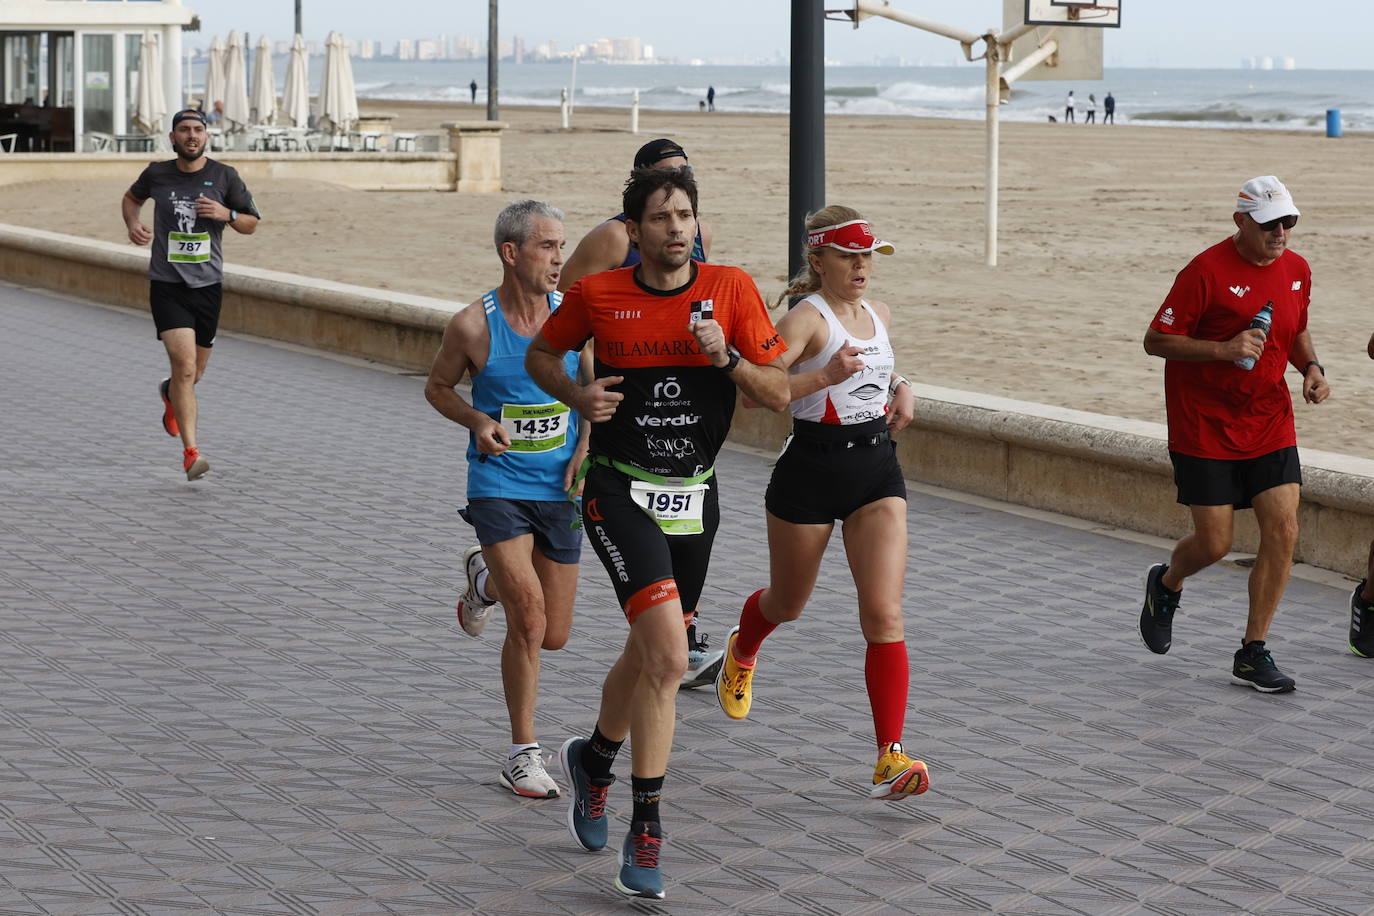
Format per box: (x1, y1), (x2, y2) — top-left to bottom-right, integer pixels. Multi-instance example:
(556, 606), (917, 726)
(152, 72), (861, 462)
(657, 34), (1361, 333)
(631, 774), (664, 824)
(580, 726), (623, 781)
(1159, 566), (1182, 598)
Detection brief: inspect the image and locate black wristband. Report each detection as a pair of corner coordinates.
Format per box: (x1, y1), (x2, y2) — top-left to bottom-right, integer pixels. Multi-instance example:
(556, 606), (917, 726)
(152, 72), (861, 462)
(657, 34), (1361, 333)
(1303, 360), (1324, 376)
(719, 347), (741, 374)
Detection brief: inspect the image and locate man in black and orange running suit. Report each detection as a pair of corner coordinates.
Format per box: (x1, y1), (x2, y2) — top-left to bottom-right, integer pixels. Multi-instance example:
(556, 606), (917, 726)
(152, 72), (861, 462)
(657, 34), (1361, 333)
(526, 166), (788, 900)
(560, 137), (724, 691)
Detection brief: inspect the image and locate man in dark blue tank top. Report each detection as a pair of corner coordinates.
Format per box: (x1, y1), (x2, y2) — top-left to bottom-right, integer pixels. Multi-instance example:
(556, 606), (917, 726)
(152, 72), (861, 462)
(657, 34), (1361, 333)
(558, 137), (723, 690)
(425, 199), (588, 799)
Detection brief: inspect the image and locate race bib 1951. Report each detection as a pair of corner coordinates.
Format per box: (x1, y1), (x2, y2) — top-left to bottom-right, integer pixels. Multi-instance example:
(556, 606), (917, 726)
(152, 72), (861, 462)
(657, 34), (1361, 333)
(167, 231), (211, 263)
(501, 401), (570, 452)
(630, 479), (710, 535)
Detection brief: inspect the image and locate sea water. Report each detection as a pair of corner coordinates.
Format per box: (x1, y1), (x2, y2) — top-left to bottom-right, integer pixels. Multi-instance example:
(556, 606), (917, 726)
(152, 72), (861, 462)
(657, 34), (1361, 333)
(342, 61), (1374, 132)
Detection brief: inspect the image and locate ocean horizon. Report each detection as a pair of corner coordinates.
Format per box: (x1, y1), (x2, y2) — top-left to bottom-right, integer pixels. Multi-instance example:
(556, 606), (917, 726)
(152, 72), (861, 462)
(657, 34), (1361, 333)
(346, 62), (1374, 133)
(188, 58), (1374, 133)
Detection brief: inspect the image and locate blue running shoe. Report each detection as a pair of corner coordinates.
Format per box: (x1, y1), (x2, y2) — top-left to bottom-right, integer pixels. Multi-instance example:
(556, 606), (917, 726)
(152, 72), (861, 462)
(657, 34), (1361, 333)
(614, 820), (665, 899)
(558, 737), (613, 851)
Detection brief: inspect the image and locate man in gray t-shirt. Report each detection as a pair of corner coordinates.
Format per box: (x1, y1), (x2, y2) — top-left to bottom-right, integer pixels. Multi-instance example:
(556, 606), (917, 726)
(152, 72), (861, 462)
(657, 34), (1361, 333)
(122, 109), (260, 480)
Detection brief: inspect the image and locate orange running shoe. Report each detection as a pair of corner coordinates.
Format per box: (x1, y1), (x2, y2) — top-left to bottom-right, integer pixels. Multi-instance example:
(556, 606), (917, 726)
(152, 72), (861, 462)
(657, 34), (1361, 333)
(183, 446), (209, 481)
(870, 742), (930, 800)
(159, 379), (179, 437)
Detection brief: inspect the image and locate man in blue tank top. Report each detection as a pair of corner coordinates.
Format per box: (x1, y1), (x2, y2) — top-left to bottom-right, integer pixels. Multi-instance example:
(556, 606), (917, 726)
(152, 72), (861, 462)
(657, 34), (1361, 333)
(425, 199), (587, 799)
(558, 138), (723, 691)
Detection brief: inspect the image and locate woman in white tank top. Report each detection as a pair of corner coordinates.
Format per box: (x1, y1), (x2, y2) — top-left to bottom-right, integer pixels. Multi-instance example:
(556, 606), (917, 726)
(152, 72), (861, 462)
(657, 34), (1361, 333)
(713, 206), (931, 802)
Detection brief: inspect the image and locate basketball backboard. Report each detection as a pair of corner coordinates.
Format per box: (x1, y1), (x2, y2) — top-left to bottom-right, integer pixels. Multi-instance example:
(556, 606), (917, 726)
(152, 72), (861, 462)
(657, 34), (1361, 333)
(1001, 0), (1109, 82)
(1026, 0), (1121, 28)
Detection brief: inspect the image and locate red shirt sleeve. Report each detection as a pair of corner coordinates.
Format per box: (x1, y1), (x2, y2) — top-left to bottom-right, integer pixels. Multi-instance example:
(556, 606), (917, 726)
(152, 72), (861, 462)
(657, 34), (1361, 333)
(1151, 260), (1207, 336)
(541, 279), (593, 352)
(726, 271), (786, 364)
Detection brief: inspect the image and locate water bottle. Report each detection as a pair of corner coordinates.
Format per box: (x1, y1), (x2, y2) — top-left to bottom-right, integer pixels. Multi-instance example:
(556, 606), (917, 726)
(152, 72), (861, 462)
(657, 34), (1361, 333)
(1234, 301), (1273, 371)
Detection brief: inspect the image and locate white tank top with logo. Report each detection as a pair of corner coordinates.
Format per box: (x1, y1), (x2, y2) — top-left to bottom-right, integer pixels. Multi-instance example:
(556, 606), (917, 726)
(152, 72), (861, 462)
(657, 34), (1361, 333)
(789, 292), (895, 425)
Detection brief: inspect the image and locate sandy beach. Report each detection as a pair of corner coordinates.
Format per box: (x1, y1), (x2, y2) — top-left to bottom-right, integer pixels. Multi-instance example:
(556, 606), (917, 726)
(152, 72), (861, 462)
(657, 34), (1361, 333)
(2, 101), (1371, 454)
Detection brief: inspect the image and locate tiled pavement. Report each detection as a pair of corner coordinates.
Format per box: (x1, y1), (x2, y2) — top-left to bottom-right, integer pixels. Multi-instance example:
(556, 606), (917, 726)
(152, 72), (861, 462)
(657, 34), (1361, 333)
(2, 281), (1373, 916)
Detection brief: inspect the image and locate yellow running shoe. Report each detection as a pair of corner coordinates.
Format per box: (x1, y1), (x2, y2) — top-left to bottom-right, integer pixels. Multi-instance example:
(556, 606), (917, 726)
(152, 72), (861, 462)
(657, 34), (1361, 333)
(870, 742), (930, 800)
(715, 626), (755, 720)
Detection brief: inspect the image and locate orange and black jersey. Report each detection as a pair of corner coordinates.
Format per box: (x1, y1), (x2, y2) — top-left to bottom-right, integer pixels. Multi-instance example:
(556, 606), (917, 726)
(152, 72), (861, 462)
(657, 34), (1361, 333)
(542, 262), (786, 478)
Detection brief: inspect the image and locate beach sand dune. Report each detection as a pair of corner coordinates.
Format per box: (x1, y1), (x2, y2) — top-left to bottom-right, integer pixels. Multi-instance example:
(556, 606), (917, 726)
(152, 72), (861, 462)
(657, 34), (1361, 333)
(2, 101), (1370, 454)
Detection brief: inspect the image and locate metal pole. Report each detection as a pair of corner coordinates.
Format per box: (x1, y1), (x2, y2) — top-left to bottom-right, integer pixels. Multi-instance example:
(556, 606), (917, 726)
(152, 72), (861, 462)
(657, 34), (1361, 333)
(984, 33), (999, 267)
(487, 0), (499, 120)
(294, 0), (302, 37)
(789, 0), (825, 286)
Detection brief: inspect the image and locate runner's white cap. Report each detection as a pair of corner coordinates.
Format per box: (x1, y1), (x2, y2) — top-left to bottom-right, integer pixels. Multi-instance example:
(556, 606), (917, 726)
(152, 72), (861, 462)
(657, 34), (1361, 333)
(1236, 176), (1299, 223)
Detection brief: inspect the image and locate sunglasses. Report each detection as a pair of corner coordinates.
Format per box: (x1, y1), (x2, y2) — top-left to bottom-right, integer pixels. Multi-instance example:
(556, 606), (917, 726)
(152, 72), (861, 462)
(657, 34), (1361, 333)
(1251, 213), (1298, 231)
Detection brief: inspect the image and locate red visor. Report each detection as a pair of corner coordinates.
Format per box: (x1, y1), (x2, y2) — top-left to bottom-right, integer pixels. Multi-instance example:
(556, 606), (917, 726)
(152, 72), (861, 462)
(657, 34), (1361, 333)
(806, 219), (895, 255)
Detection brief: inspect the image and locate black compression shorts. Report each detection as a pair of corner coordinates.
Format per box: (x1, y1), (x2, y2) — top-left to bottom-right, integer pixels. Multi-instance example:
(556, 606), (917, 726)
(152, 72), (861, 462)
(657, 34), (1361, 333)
(580, 462), (719, 623)
(765, 418), (907, 524)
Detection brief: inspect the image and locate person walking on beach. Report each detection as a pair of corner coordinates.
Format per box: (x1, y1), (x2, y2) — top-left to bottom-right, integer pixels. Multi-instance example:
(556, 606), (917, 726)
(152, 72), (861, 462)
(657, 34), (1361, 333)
(559, 137), (723, 691)
(424, 199), (588, 799)
(469, 79), (478, 104)
(707, 85), (716, 111)
(1349, 331), (1374, 658)
(1064, 90), (1075, 123)
(713, 206), (928, 801)
(1104, 91), (1116, 124)
(1139, 175), (1329, 693)
(121, 108), (260, 481)
(527, 167), (788, 899)
(1085, 93), (1097, 124)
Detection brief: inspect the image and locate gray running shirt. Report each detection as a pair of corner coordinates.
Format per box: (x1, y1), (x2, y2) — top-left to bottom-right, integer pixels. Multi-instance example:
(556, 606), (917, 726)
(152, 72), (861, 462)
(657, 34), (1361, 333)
(129, 158), (260, 288)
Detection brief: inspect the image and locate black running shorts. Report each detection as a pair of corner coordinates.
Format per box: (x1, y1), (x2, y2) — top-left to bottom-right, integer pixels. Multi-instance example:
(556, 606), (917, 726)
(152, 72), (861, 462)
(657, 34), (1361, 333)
(580, 462), (719, 623)
(150, 280), (222, 348)
(1169, 445), (1302, 509)
(765, 418), (907, 525)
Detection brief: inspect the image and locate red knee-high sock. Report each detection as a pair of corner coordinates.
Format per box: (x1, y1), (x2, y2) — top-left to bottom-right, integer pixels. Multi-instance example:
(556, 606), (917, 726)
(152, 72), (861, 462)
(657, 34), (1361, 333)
(865, 640), (909, 747)
(732, 589), (776, 664)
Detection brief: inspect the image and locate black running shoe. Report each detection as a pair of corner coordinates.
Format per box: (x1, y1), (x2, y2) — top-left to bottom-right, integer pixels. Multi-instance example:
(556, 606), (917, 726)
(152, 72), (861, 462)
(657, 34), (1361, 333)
(1139, 563), (1181, 654)
(1350, 580), (1374, 659)
(1230, 640), (1296, 693)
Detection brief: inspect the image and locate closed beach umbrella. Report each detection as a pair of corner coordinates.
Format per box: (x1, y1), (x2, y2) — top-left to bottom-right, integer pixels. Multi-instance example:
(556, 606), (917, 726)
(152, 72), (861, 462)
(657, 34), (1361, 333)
(281, 33), (309, 128)
(222, 32), (251, 131)
(203, 35), (226, 115)
(316, 32), (358, 134)
(133, 31), (166, 136)
(250, 34), (276, 125)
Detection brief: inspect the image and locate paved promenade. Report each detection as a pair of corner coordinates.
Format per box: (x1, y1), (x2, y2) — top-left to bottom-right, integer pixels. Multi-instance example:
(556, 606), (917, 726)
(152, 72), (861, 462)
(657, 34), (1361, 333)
(2, 282), (1373, 915)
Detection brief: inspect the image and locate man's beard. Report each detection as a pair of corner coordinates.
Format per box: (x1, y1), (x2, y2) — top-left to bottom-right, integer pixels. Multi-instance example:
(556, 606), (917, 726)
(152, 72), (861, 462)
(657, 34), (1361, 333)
(173, 142), (205, 162)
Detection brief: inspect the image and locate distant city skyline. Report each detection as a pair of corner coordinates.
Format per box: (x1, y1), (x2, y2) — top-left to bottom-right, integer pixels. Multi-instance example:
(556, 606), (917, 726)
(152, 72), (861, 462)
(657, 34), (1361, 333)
(182, 1), (1371, 70)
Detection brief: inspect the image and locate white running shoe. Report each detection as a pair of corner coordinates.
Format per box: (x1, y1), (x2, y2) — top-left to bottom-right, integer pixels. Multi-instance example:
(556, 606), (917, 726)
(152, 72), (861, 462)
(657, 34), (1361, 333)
(680, 631), (726, 690)
(456, 545), (497, 638)
(500, 748), (560, 799)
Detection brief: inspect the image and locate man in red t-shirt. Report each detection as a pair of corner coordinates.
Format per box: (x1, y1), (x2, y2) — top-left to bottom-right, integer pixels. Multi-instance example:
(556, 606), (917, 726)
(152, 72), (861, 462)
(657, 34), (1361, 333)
(526, 166), (788, 900)
(1139, 175), (1330, 693)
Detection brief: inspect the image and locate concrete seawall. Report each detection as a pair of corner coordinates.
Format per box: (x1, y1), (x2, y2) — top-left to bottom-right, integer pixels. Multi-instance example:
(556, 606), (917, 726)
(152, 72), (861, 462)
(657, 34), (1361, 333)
(4, 222), (1371, 575)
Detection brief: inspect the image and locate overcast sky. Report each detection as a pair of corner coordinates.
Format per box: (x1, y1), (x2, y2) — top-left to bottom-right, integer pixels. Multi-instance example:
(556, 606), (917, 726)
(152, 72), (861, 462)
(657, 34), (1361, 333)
(186, 1), (1370, 70)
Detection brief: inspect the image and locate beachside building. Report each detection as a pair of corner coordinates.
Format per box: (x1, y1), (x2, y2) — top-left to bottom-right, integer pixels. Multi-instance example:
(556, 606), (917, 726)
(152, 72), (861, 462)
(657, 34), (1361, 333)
(1, 0), (195, 151)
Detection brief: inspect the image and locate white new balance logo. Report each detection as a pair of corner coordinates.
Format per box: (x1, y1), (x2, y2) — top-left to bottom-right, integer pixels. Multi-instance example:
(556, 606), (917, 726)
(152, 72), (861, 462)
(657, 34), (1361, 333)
(1292, 281), (1302, 290)
(1229, 285), (1250, 298)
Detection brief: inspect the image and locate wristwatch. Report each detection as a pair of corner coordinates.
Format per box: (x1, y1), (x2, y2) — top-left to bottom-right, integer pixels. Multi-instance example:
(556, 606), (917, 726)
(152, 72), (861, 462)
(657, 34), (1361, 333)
(228, 209), (239, 223)
(1303, 360), (1324, 376)
(719, 347), (741, 373)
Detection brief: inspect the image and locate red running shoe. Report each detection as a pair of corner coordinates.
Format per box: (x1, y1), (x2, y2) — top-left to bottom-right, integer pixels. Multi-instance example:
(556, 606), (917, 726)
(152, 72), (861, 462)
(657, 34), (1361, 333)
(159, 379), (179, 437)
(183, 446), (209, 481)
